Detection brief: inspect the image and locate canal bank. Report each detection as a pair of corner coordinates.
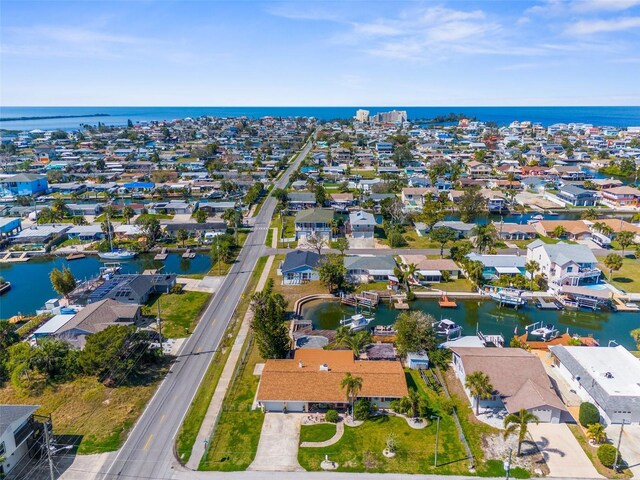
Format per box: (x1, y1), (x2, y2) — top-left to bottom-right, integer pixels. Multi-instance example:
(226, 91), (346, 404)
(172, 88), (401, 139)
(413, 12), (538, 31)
(0, 253), (212, 319)
(301, 297), (640, 350)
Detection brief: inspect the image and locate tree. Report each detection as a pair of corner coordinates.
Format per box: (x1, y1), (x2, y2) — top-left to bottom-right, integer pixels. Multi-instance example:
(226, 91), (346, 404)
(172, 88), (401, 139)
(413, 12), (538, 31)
(420, 197), (444, 228)
(272, 188), (288, 206)
(314, 184), (327, 206)
(586, 423), (607, 445)
(597, 444), (620, 468)
(50, 267), (76, 299)
(472, 224), (497, 254)
(51, 198), (68, 220)
(603, 253), (623, 280)
(0, 321), (19, 350)
(307, 232), (328, 256)
(122, 206), (135, 224)
(458, 188), (485, 222)
(337, 329), (371, 356)
(503, 408), (539, 456)
(333, 237), (349, 256)
(193, 208), (208, 223)
(341, 372), (364, 414)
(552, 225), (567, 238)
(465, 259), (485, 286)
(465, 371), (493, 416)
(581, 207), (598, 220)
(318, 254), (347, 292)
(579, 402), (600, 427)
(222, 208), (242, 243)
(616, 230), (635, 256)
(210, 234), (235, 264)
(135, 216), (162, 247)
(176, 228), (188, 247)
(394, 311), (438, 359)
(430, 227), (457, 257)
(250, 279), (290, 359)
(524, 260), (540, 291)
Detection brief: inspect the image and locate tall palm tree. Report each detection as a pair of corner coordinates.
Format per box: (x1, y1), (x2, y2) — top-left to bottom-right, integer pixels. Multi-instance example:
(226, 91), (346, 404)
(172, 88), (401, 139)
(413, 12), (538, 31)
(524, 260), (540, 291)
(503, 408), (539, 455)
(341, 372), (363, 415)
(464, 371), (493, 415)
(472, 224), (497, 254)
(404, 263), (417, 292)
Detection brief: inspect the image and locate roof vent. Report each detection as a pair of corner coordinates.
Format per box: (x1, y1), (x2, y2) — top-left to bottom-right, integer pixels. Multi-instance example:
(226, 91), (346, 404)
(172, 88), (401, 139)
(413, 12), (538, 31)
(298, 361), (303, 369)
(319, 363), (329, 371)
(604, 372), (614, 379)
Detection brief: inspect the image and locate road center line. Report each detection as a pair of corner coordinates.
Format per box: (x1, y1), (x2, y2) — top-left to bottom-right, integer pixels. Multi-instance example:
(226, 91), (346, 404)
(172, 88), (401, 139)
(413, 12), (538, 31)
(143, 434), (153, 451)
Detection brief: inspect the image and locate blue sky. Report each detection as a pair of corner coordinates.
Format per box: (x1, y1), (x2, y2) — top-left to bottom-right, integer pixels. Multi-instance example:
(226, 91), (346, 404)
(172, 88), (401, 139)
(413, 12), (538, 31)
(1, 0), (640, 106)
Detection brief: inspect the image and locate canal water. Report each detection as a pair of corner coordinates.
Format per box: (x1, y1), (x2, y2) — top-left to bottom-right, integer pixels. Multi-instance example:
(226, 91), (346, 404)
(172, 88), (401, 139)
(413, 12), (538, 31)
(301, 298), (640, 350)
(0, 253), (212, 319)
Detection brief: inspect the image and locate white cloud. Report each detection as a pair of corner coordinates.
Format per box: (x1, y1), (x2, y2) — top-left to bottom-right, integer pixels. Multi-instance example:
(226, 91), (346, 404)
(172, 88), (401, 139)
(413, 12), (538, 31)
(567, 16), (640, 34)
(572, 0), (640, 12)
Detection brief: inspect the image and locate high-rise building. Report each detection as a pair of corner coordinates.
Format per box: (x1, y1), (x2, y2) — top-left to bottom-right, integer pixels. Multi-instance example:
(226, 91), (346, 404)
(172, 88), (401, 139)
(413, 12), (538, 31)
(355, 109), (370, 122)
(370, 110), (407, 124)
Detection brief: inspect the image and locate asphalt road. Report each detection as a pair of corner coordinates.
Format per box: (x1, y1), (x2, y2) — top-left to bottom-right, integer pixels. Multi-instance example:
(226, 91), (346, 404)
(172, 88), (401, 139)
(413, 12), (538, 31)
(99, 137), (313, 480)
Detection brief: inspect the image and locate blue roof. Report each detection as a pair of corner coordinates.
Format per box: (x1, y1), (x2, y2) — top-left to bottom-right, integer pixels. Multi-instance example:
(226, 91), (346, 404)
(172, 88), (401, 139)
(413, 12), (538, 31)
(124, 182), (155, 189)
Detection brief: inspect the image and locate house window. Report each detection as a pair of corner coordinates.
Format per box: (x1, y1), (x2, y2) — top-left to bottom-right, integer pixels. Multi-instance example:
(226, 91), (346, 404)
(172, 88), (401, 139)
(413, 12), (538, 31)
(567, 267), (573, 272)
(0, 441), (5, 456)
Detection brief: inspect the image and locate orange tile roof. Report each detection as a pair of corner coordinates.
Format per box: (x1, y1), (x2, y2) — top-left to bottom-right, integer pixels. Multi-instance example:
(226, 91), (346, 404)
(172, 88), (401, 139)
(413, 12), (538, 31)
(257, 349), (408, 403)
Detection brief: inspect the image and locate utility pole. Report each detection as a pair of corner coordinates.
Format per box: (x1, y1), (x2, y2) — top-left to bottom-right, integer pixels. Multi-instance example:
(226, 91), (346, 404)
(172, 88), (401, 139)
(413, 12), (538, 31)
(43, 417), (55, 480)
(431, 415), (440, 467)
(505, 448), (513, 480)
(157, 298), (163, 356)
(613, 420), (626, 471)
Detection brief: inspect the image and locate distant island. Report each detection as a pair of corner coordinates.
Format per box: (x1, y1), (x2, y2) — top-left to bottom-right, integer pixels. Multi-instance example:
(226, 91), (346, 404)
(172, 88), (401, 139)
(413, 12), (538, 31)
(0, 113), (110, 122)
(416, 112), (476, 124)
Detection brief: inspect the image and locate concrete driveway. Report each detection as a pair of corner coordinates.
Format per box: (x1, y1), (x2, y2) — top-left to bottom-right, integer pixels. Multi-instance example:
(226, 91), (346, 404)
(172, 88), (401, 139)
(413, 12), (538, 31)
(606, 424), (640, 478)
(528, 424), (602, 478)
(248, 413), (303, 472)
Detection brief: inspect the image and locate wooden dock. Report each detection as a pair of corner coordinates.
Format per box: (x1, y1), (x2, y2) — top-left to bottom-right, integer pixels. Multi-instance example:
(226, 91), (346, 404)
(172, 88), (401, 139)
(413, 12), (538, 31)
(66, 253), (86, 261)
(154, 248), (168, 261)
(0, 251), (30, 263)
(612, 296), (640, 312)
(438, 293), (457, 308)
(393, 300), (409, 310)
(340, 291), (380, 309)
(516, 332), (599, 351)
(536, 299), (562, 310)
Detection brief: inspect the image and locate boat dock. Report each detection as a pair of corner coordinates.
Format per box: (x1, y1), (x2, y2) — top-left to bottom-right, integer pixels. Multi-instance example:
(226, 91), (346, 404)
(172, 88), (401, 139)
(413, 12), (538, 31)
(438, 293), (457, 308)
(537, 298), (562, 310)
(155, 248), (169, 261)
(486, 288), (527, 309)
(340, 291), (380, 309)
(611, 296), (640, 312)
(0, 251), (30, 263)
(393, 300), (410, 310)
(66, 253), (86, 261)
(516, 332), (599, 351)
(181, 249), (195, 259)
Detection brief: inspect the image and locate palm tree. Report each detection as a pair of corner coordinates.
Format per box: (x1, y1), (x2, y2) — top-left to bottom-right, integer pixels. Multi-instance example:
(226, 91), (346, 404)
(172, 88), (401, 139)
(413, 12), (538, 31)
(51, 198), (68, 221)
(552, 225), (567, 239)
(503, 408), (539, 455)
(464, 371), (493, 415)
(524, 260), (540, 291)
(586, 423), (607, 445)
(122, 206), (134, 224)
(176, 228), (188, 248)
(341, 372), (363, 415)
(473, 224), (497, 254)
(222, 208), (242, 244)
(604, 253), (623, 280)
(616, 230), (635, 256)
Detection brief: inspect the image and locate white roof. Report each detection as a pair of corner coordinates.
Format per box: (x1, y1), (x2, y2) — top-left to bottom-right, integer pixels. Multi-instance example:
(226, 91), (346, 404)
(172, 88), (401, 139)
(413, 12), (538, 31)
(441, 336), (486, 348)
(495, 266), (522, 274)
(33, 314), (75, 335)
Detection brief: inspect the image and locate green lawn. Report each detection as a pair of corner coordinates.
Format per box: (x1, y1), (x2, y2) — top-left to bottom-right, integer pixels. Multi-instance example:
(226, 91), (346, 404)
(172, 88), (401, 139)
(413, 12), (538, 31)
(598, 256), (640, 293)
(208, 229), (249, 276)
(402, 230), (441, 249)
(142, 291), (211, 338)
(175, 256), (268, 464)
(299, 423), (337, 444)
(199, 337), (265, 471)
(427, 277), (476, 293)
(352, 169), (378, 179)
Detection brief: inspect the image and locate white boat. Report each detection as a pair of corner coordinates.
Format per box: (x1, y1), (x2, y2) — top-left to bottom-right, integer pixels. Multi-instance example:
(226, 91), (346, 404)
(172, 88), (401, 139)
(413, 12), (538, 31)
(527, 214), (544, 224)
(340, 313), (373, 332)
(99, 213), (136, 260)
(434, 319), (462, 338)
(527, 322), (559, 341)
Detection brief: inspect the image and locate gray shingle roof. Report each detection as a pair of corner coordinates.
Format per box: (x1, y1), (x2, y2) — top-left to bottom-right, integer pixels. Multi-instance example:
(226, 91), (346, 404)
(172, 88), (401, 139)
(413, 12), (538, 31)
(295, 208), (334, 224)
(0, 405), (39, 436)
(281, 250), (321, 273)
(344, 255), (396, 271)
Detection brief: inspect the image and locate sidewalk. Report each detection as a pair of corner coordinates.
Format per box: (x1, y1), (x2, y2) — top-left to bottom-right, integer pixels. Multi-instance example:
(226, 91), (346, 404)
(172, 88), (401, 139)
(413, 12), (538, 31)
(186, 255), (275, 469)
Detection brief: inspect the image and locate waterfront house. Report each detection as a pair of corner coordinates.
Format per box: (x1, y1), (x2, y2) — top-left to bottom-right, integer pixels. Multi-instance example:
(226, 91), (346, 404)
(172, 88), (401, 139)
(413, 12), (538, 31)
(0, 217), (22, 239)
(532, 220), (592, 241)
(11, 224), (70, 246)
(600, 186), (640, 208)
(401, 187), (435, 210)
(287, 192), (317, 211)
(0, 173), (49, 198)
(294, 208), (334, 240)
(466, 253), (526, 280)
(197, 200), (236, 214)
(344, 255), (396, 283)
(432, 221), (475, 239)
(278, 250), (321, 285)
(329, 193), (355, 211)
(86, 274), (176, 305)
(147, 200), (193, 215)
(347, 211), (376, 239)
(400, 255), (461, 283)
(556, 184), (598, 207)
(256, 349), (408, 412)
(549, 345), (640, 425)
(526, 239), (600, 287)
(493, 222), (537, 241)
(0, 405), (40, 476)
(66, 225), (104, 242)
(450, 347), (567, 423)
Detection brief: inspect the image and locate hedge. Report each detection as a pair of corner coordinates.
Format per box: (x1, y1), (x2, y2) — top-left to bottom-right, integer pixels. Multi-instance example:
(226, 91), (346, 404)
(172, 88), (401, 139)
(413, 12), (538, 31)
(579, 402), (600, 427)
(597, 443), (620, 468)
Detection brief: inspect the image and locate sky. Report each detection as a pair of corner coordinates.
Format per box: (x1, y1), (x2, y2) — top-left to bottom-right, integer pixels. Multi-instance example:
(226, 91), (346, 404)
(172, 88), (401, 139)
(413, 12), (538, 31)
(1, 0), (640, 106)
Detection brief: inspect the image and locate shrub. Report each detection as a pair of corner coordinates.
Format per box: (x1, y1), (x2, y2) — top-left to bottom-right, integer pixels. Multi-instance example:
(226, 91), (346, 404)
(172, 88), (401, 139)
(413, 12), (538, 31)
(405, 291), (416, 301)
(597, 443), (620, 468)
(170, 283), (184, 294)
(579, 402), (600, 427)
(353, 399), (371, 421)
(324, 409), (339, 423)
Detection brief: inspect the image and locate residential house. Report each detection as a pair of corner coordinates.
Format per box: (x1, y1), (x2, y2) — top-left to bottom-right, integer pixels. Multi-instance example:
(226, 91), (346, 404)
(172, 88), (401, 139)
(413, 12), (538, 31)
(147, 200), (193, 215)
(600, 186), (640, 208)
(401, 187), (435, 210)
(329, 193), (355, 211)
(550, 345), (640, 425)
(466, 161), (493, 177)
(66, 225), (104, 242)
(0, 173), (49, 197)
(556, 184), (598, 206)
(344, 255), (396, 283)
(450, 347), (568, 423)
(432, 221), (475, 238)
(526, 239), (600, 287)
(466, 253), (526, 280)
(86, 274), (176, 305)
(287, 192), (317, 211)
(532, 220), (592, 241)
(0, 405), (40, 476)
(494, 222), (537, 241)
(0, 217), (22, 239)
(347, 211), (376, 239)
(256, 349), (408, 412)
(164, 222), (227, 241)
(277, 250), (321, 285)
(294, 208), (334, 240)
(401, 255), (461, 283)
(11, 224), (70, 245)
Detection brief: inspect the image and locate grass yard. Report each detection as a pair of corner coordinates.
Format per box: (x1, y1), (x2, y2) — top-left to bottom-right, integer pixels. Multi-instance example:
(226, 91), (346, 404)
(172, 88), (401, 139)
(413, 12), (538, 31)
(0, 362), (169, 454)
(143, 291), (211, 338)
(299, 423), (337, 444)
(267, 254), (327, 310)
(353, 169), (378, 179)
(597, 256), (640, 293)
(426, 277), (476, 293)
(175, 256), (268, 464)
(402, 230), (441, 249)
(199, 337), (265, 471)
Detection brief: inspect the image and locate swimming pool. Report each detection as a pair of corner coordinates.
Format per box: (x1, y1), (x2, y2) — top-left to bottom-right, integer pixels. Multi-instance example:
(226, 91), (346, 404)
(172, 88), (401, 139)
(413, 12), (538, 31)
(580, 283), (610, 291)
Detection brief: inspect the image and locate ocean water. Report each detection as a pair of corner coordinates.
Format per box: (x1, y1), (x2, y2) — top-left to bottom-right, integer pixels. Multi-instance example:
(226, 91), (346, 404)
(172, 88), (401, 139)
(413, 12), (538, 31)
(2, 106), (640, 131)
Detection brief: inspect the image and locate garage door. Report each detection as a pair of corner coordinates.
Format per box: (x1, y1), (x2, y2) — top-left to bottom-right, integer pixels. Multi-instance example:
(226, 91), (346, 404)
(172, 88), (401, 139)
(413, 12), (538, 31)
(285, 402), (305, 412)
